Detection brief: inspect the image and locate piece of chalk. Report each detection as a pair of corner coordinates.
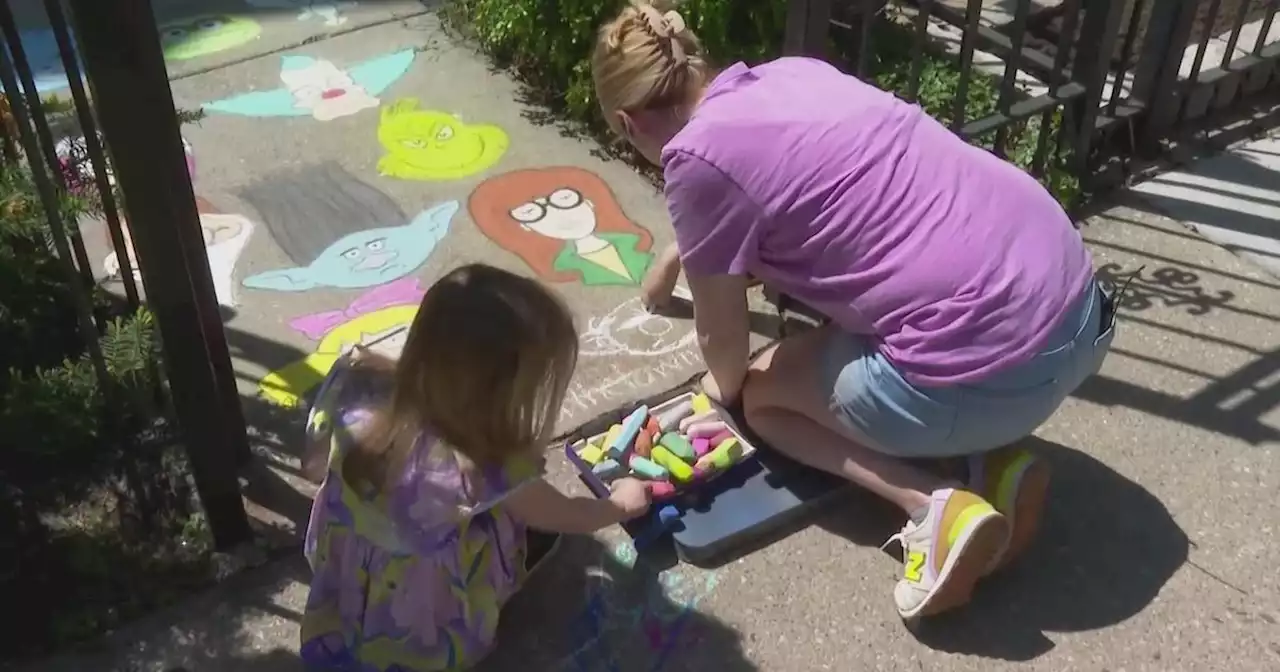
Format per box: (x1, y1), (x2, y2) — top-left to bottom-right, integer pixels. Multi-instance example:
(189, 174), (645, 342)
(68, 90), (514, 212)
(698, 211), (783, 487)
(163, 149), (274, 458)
(645, 417), (662, 441)
(603, 424), (622, 451)
(678, 409), (719, 432)
(609, 406), (649, 459)
(685, 421), (729, 439)
(650, 445), (695, 482)
(696, 437), (742, 471)
(628, 455), (668, 480)
(658, 433), (695, 461)
(656, 400), (694, 432)
(633, 430), (653, 458)
(709, 430), (735, 446)
(690, 393), (713, 414)
(648, 481), (678, 501)
(578, 444), (605, 465)
(692, 437), (711, 457)
(592, 459), (625, 481)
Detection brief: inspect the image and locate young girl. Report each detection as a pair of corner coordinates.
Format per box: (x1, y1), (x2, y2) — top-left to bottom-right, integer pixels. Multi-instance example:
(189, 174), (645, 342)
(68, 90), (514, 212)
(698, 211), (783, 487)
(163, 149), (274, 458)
(592, 2), (1115, 620)
(299, 263), (652, 670)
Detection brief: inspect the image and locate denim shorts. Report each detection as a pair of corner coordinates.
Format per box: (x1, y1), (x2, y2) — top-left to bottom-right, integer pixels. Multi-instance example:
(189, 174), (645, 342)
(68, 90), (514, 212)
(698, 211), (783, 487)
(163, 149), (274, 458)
(820, 277), (1116, 458)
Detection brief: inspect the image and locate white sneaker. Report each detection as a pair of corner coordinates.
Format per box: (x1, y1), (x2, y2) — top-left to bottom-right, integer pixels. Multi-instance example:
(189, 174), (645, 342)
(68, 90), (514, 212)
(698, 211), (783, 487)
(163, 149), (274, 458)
(882, 488), (1008, 620)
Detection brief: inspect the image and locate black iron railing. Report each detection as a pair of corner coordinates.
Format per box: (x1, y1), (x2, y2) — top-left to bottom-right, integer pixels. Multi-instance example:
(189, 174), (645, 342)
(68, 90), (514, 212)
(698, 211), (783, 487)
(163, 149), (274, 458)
(0, 0), (251, 548)
(785, 0), (1280, 195)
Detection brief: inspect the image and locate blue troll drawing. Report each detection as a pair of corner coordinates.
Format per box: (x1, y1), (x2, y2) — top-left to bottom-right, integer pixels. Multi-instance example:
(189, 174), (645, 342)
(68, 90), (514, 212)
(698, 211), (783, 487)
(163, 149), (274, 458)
(240, 163), (456, 292)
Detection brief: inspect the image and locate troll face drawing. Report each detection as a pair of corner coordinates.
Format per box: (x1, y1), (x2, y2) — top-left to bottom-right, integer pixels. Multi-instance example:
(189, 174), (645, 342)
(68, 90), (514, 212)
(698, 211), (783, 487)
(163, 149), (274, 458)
(377, 98), (509, 181)
(239, 163), (456, 292)
(468, 167), (654, 286)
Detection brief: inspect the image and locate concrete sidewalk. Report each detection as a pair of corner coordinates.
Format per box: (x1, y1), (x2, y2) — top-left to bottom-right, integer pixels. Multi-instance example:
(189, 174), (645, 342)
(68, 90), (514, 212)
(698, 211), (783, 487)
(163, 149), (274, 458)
(14, 5), (1280, 672)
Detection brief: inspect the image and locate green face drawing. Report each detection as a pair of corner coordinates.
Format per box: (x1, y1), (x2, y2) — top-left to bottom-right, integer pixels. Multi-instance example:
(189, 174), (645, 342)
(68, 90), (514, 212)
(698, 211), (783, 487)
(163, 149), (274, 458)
(159, 15), (261, 61)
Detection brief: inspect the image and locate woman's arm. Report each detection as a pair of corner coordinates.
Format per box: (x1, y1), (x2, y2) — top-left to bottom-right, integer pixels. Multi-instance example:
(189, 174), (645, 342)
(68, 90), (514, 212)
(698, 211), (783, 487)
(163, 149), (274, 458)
(687, 272), (751, 404)
(504, 477), (651, 534)
(641, 242), (683, 311)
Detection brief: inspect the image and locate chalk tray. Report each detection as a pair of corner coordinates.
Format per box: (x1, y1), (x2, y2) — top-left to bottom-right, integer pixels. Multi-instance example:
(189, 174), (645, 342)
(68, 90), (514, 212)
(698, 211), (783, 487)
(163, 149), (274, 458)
(561, 378), (849, 567)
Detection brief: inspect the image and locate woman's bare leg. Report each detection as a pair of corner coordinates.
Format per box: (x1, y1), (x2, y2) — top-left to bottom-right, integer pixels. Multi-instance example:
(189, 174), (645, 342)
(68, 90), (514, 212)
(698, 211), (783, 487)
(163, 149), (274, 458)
(742, 325), (950, 515)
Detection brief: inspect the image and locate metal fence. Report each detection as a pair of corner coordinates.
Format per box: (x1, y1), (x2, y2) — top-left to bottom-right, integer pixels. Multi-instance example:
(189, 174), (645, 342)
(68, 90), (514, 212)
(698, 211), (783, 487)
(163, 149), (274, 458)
(785, 0), (1280, 194)
(0, 0), (250, 548)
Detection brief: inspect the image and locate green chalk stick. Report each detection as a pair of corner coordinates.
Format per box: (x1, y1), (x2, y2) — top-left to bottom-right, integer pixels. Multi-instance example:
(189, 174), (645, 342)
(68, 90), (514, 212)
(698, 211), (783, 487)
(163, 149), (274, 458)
(628, 455), (668, 480)
(658, 432), (695, 461)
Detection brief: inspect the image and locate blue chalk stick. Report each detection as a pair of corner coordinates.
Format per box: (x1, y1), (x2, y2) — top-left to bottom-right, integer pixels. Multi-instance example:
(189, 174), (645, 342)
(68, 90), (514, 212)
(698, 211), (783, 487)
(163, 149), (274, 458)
(592, 459), (624, 481)
(634, 504), (681, 549)
(608, 405), (649, 459)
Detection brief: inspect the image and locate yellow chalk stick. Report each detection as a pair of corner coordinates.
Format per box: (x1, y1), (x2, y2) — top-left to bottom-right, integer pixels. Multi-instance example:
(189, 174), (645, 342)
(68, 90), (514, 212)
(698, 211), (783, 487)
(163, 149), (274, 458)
(650, 445), (695, 482)
(578, 444), (605, 466)
(690, 393), (713, 414)
(603, 424), (622, 450)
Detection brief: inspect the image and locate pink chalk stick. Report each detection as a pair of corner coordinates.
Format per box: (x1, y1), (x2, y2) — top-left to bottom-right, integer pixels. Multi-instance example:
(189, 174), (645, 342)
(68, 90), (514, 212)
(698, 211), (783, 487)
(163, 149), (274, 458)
(685, 421), (729, 439)
(648, 481), (678, 500)
(709, 430), (735, 446)
(692, 437), (711, 457)
(678, 409), (719, 432)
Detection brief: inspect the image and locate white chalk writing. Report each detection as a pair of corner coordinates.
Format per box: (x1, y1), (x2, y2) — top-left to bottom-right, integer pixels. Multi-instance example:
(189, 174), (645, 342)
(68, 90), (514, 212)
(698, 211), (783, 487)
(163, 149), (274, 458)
(559, 347), (702, 426)
(581, 296), (696, 357)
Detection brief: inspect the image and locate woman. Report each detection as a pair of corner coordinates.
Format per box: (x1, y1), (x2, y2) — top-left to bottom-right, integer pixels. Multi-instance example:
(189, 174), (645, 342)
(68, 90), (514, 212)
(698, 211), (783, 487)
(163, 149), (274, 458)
(592, 1), (1115, 620)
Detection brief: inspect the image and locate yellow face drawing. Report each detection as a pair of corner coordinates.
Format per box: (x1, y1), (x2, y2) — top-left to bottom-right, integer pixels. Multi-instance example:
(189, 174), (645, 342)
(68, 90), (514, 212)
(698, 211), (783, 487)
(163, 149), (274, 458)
(376, 98), (509, 181)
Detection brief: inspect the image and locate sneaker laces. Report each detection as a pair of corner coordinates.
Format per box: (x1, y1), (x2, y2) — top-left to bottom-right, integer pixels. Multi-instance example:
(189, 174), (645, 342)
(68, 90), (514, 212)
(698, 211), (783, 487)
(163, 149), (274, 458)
(880, 520), (919, 558)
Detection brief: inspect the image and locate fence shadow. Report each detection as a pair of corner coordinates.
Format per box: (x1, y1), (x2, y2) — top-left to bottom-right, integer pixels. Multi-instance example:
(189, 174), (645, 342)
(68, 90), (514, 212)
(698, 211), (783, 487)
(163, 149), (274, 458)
(816, 436), (1188, 662)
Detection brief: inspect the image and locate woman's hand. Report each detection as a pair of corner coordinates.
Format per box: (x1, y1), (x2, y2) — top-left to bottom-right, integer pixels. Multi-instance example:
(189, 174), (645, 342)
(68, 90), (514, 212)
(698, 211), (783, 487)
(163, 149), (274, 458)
(641, 243), (683, 311)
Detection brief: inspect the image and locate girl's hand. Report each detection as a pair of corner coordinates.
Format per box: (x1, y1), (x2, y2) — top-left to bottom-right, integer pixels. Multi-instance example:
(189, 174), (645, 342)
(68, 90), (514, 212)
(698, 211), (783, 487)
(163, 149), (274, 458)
(641, 243), (682, 311)
(608, 477), (653, 520)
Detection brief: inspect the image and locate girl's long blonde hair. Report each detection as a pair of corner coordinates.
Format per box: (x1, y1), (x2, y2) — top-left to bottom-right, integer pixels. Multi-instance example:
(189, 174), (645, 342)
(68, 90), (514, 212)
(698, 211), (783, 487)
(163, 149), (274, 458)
(342, 264), (579, 492)
(591, 0), (712, 137)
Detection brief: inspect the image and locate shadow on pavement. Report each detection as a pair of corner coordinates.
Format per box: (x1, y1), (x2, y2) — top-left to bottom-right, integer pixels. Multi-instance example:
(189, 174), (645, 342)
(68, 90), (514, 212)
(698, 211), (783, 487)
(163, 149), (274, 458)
(826, 436), (1187, 662)
(164, 535), (751, 672)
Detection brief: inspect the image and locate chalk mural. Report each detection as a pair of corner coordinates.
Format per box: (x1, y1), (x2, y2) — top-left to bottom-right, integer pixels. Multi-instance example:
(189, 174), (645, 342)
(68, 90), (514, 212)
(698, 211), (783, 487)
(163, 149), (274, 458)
(468, 167), (654, 287)
(377, 98), (509, 181)
(245, 0), (356, 26)
(103, 197), (254, 310)
(239, 163), (456, 292)
(204, 50), (415, 121)
(581, 296), (697, 357)
(160, 15), (262, 61)
(259, 277), (422, 407)
(557, 540), (721, 672)
(9, 28), (81, 93)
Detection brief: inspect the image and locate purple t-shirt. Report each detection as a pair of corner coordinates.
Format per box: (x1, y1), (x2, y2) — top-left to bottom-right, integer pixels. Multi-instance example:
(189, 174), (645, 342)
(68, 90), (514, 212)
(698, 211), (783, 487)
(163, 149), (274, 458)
(662, 57), (1094, 387)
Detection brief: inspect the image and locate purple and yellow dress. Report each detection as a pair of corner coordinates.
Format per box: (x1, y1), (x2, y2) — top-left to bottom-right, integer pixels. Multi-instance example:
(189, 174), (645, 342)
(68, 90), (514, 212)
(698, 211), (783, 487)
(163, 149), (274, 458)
(299, 366), (541, 671)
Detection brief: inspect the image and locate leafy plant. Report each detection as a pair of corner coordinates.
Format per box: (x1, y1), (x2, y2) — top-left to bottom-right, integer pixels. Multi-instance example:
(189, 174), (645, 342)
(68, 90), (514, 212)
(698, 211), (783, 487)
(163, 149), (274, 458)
(442, 0), (1080, 205)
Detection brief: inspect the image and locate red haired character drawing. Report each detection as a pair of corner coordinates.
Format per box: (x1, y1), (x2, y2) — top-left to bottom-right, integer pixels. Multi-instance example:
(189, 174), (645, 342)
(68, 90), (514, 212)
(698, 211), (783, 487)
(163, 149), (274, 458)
(468, 167), (654, 286)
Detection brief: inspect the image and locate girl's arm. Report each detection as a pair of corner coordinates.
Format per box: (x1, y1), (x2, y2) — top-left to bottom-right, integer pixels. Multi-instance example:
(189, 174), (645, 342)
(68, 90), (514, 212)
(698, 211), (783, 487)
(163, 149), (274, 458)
(505, 477), (651, 534)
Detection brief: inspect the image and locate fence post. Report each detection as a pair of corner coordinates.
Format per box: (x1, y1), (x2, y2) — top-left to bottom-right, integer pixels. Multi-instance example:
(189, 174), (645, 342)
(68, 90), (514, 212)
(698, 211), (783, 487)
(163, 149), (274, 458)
(784, 0), (832, 58)
(64, 0), (252, 549)
(1067, 0), (1130, 184)
(1129, 0), (1198, 155)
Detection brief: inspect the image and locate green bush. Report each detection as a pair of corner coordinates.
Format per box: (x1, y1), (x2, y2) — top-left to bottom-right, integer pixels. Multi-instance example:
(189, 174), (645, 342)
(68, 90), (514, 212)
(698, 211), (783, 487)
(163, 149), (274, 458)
(443, 0), (1078, 204)
(0, 156), (209, 659)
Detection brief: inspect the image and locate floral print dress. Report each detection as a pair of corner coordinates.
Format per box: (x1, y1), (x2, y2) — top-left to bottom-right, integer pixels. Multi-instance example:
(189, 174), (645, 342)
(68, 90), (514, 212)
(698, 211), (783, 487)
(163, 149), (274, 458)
(299, 366), (541, 671)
